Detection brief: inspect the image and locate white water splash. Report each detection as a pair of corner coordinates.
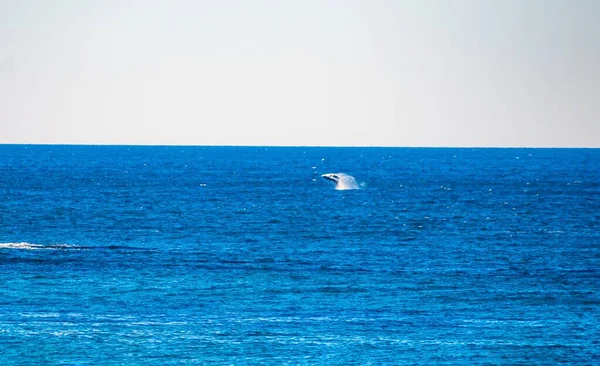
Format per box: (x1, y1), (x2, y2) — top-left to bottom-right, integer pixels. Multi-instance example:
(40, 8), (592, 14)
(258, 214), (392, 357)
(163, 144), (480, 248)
(321, 173), (360, 190)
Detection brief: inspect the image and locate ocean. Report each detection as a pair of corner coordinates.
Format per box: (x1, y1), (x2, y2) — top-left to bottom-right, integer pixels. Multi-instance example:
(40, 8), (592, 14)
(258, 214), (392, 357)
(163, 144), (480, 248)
(0, 145), (598, 364)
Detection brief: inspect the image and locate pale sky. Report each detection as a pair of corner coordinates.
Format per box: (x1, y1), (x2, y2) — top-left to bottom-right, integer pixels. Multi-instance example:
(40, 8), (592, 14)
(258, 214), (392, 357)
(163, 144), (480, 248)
(0, 0), (598, 146)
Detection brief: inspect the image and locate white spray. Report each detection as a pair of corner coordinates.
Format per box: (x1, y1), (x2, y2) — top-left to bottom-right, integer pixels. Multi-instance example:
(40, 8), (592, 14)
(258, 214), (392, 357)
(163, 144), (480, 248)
(321, 173), (360, 190)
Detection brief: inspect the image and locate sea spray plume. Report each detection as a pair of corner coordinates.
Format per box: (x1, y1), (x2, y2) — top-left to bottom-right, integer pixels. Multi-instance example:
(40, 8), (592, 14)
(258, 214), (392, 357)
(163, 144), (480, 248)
(321, 173), (360, 190)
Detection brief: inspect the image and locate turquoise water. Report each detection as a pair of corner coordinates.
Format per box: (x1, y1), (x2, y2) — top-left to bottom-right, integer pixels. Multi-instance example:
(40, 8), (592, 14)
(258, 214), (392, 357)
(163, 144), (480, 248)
(1, 145), (599, 364)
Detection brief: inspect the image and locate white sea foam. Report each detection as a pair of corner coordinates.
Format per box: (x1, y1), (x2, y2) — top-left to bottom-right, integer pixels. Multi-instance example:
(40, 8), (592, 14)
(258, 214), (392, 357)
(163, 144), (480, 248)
(0, 242), (45, 250)
(0, 242), (77, 250)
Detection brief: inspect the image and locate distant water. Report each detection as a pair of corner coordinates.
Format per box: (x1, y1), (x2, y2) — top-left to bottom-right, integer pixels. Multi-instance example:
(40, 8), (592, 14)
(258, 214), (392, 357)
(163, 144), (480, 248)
(0, 145), (599, 365)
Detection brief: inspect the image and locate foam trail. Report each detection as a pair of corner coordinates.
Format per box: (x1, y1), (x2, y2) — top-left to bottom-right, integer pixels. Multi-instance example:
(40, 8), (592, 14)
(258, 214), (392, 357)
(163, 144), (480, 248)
(0, 242), (76, 250)
(0, 242), (45, 250)
(321, 173), (360, 190)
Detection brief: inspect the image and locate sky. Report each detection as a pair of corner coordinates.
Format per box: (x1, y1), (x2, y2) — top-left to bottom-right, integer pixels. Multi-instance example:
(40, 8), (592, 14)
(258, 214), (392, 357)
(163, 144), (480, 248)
(0, 0), (598, 147)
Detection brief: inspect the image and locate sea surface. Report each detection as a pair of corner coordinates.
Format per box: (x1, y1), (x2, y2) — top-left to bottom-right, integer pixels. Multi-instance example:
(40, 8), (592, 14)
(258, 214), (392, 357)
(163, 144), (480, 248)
(0, 145), (599, 365)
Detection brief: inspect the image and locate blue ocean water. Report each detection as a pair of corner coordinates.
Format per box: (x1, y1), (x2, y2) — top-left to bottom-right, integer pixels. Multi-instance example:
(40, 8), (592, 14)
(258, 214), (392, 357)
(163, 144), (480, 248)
(0, 145), (598, 364)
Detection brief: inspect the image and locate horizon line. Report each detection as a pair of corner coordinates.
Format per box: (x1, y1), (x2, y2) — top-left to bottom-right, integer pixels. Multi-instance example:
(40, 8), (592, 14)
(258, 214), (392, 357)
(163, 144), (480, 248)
(0, 143), (598, 149)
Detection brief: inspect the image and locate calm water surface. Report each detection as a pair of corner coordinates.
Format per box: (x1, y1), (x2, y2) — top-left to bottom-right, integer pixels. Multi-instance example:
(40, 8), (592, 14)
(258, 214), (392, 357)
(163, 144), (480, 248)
(0, 146), (598, 364)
